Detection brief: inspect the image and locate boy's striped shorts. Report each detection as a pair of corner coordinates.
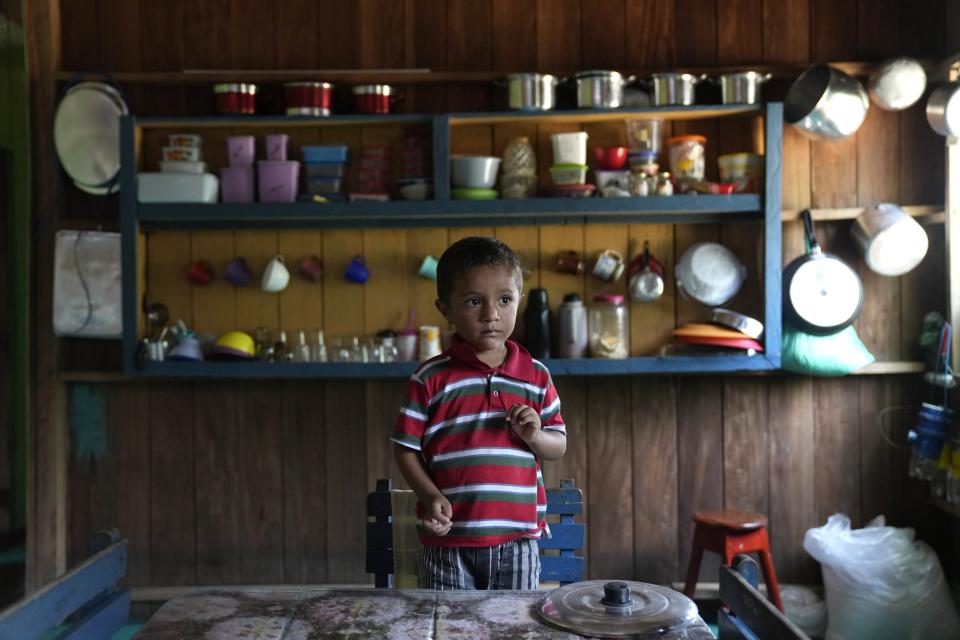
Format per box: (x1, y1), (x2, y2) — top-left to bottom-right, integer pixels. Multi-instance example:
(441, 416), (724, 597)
(416, 538), (540, 590)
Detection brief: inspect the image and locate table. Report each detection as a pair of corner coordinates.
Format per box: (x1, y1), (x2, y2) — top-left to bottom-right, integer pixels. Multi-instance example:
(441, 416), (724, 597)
(133, 587), (715, 639)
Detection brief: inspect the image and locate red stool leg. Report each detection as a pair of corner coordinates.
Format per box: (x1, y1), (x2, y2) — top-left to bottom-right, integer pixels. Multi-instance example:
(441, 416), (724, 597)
(682, 524), (706, 598)
(756, 528), (783, 612)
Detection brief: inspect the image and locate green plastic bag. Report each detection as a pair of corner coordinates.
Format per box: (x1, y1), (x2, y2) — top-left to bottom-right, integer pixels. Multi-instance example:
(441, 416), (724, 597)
(781, 323), (875, 376)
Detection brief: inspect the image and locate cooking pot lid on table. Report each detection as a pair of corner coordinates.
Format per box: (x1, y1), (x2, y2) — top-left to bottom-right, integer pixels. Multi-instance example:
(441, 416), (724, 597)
(537, 580), (698, 638)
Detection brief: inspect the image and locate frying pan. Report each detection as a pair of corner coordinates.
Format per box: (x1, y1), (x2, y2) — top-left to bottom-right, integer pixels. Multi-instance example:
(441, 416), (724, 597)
(783, 209), (863, 335)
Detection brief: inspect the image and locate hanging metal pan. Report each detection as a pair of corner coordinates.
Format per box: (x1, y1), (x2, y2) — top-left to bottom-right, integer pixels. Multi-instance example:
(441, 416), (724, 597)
(54, 81), (129, 191)
(783, 209), (863, 335)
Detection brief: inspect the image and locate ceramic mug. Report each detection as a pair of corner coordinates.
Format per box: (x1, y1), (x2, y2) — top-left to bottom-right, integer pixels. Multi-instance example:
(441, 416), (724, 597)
(556, 250), (585, 275)
(418, 255), (438, 280)
(261, 255), (291, 292)
(186, 259), (215, 285)
(224, 256), (253, 286)
(344, 256), (370, 284)
(298, 255), (324, 282)
(592, 249), (625, 281)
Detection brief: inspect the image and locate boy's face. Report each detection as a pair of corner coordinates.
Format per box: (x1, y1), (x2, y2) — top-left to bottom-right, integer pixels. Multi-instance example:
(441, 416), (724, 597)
(436, 265), (521, 356)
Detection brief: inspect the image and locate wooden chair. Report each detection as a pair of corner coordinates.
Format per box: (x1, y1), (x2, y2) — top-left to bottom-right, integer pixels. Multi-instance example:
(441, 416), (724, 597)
(0, 528), (130, 639)
(366, 478), (585, 588)
(718, 555), (808, 640)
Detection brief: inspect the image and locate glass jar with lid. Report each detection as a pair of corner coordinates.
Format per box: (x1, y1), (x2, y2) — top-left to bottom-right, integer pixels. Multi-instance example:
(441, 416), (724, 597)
(588, 294), (629, 359)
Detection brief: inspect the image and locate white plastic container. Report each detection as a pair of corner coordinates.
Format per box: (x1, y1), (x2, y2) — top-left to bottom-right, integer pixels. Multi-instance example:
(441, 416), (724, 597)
(137, 172), (219, 203)
(551, 131), (589, 165)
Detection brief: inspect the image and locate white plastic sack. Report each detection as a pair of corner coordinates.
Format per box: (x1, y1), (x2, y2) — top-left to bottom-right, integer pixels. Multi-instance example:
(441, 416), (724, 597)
(781, 585), (827, 638)
(803, 513), (960, 640)
(53, 230), (122, 338)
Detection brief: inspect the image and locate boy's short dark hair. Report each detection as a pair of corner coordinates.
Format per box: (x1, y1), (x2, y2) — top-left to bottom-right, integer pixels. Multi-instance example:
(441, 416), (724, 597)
(436, 236), (522, 303)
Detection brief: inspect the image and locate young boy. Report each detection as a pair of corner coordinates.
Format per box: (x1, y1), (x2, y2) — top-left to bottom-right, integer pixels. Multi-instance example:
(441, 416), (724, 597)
(391, 236), (567, 590)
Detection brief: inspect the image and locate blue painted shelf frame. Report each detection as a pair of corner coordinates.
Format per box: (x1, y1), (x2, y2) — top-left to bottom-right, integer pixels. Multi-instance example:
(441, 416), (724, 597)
(120, 103), (783, 377)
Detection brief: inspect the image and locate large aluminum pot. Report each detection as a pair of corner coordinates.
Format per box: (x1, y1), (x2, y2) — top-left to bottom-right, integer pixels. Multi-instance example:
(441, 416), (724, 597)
(868, 57), (926, 111)
(506, 73), (558, 111)
(575, 70), (630, 109)
(651, 72), (706, 106)
(851, 203), (928, 276)
(784, 65), (869, 139)
(926, 81), (960, 137)
(719, 71), (771, 105)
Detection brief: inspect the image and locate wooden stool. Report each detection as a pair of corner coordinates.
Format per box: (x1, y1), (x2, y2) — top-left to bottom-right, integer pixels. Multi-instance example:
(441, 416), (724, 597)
(682, 509), (784, 612)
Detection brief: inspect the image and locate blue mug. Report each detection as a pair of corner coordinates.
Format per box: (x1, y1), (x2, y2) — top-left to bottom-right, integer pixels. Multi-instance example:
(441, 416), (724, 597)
(344, 256), (370, 284)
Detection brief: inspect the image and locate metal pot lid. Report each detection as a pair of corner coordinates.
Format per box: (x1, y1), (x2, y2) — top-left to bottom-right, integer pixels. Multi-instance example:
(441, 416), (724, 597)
(787, 256), (862, 329)
(711, 308), (764, 339)
(575, 70), (624, 81)
(54, 81), (129, 189)
(538, 580), (698, 638)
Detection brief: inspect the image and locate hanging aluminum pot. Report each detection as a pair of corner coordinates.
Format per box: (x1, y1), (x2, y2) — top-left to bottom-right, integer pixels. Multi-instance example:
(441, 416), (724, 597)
(867, 57), (927, 111)
(850, 203), (929, 276)
(784, 65), (869, 139)
(650, 72), (707, 106)
(575, 70), (632, 109)
(505, 73), (559, 111)
(926, 81), (960, 137)
(718, 71), (772, 105)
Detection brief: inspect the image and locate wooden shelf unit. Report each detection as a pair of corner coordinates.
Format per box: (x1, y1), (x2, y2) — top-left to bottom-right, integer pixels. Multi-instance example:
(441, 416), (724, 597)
(120, 103), (784, 378)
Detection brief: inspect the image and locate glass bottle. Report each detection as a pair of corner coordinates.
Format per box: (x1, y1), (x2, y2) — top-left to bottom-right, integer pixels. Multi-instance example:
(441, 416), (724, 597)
(588, 294), (629, 359)
(502, 136), (537, 176)
(294, 330), (311, 362)
(312, 329), (328, 363)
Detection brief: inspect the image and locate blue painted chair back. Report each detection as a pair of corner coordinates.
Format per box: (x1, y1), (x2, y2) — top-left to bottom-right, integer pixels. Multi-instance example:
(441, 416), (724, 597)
(718, 554), (808, 640)
(539, 479), (584, 585)
(366, 478), (585, 587)
(0, 528), (130, 640)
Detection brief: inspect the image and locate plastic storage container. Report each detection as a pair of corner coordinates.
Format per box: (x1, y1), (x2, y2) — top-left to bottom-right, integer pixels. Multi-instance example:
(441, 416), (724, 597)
(625, 118), (663, 153)
(667, 135), (707, 181)
(551, 131), (589, 165)
(589, 294), (629, 358)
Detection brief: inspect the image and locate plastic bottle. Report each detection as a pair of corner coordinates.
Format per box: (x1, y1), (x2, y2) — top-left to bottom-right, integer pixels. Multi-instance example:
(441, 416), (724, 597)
(523, 288), (551, 359)
(556, 293), (587, 358)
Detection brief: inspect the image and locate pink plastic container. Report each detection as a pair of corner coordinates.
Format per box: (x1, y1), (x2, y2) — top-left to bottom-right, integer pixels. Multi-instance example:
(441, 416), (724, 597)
(257, 160), (299, 203)
(227, 135), (255, 166)
(220, 165), (255, 203)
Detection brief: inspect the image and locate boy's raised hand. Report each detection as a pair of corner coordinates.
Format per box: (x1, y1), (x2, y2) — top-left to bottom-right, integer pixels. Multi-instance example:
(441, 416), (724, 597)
(507, 403), (542, 445)
(422, 493), (453, 536)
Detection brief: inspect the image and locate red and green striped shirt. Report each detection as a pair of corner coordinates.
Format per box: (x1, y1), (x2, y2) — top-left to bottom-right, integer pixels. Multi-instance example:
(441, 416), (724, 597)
(392, 334), (565, 547)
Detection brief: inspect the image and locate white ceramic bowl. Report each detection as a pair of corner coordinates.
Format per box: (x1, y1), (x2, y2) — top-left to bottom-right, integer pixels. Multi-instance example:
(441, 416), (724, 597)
(451, 155), (501, 188)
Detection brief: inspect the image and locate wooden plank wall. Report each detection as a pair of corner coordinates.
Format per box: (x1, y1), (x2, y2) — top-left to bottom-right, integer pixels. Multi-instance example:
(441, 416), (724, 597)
(51, 0), (950, 590)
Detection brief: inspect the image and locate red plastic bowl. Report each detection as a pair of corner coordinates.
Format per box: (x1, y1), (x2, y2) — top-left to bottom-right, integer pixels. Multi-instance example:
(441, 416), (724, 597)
(593, 146), (628, 170)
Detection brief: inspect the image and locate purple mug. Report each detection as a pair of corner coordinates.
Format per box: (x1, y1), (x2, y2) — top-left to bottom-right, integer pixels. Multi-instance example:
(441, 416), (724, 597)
(224, 257), (253, 286)
(344, 256), (369, 284)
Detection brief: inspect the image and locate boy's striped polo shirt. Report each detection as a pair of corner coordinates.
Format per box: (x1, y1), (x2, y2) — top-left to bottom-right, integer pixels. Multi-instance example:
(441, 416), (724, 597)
(392, 334), (565, 547)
